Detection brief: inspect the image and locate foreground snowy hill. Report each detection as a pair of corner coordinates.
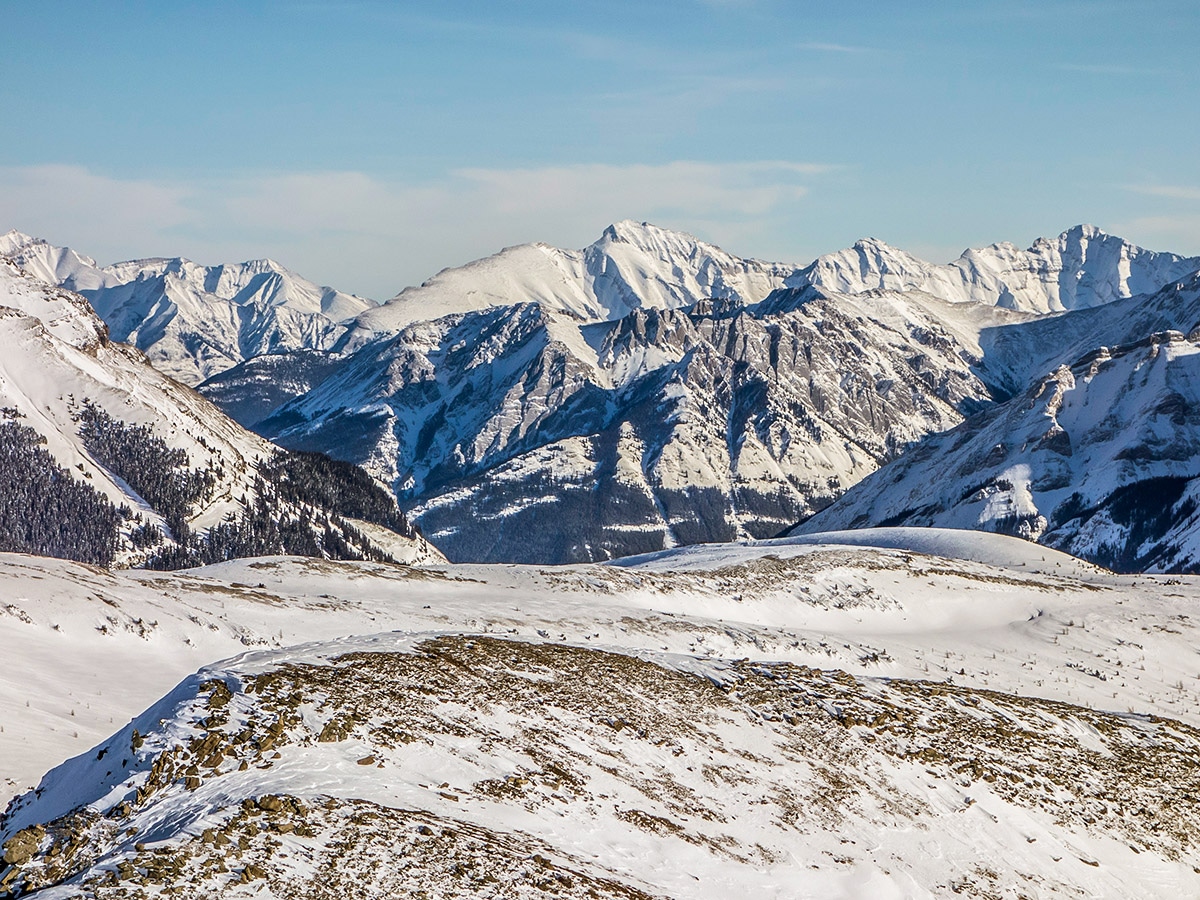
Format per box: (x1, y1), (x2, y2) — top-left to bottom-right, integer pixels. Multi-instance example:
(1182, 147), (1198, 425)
(0, 231), (373, 385)
(2, 530), (1200, 897)
(0, 256), (439, 568)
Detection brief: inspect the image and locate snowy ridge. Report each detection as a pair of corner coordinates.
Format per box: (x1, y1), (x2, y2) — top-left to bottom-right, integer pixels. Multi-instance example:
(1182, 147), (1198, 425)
(794, 224), (1200, 314)
(3, 534), (1200, 896)
(0, 259), (268, 537)
(798, 334), (1200, 571)
(796, 273), (1200, 572)
(345, 219), (796, 344)
(0, 230), (374, 385)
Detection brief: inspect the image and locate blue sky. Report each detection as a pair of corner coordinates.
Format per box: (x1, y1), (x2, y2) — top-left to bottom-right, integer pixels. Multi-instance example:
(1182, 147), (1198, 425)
(2, 0), (1199, 298)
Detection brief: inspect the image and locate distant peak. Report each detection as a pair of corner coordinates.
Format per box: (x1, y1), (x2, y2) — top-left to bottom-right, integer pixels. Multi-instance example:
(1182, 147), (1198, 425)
(601, 219), (703, 248)
(1059, 224), (1110, 243)
(852, 236), (897, 251)
(0, 229), (42, 249)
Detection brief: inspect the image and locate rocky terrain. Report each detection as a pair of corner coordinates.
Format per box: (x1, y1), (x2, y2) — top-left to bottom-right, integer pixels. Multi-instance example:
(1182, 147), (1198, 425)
(2, 529), (1200, 897)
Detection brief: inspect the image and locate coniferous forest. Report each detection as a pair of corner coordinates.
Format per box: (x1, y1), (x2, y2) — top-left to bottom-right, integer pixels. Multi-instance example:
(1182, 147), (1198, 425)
(0, 410), (124, 566)
(81, 401), (416, 568)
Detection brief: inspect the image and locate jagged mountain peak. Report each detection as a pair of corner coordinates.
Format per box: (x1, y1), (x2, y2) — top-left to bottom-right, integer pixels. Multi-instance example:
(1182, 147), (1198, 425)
(1062, 221), (1107, 239)
(0, 228), (39, 250)
(601, 219), (711, 253)
(851, 235), (899, 250)
(2, 229), (376, 384)
(346, 221), (796, 345)
(791, 224), (1200, 314)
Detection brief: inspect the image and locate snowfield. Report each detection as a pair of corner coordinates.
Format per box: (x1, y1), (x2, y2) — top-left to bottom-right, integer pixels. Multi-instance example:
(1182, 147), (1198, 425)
(3, 529), (1200, 897)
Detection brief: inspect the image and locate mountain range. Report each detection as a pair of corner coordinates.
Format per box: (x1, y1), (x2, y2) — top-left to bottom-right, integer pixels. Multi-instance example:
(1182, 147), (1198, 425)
(7, 221), (1200, 571)
(0, 231), (373, 386)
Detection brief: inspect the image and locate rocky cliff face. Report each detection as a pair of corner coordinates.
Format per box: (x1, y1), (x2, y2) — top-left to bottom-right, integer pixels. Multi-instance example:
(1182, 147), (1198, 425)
(795, 275), (1200, 573)
(256, 290), (1020, 562)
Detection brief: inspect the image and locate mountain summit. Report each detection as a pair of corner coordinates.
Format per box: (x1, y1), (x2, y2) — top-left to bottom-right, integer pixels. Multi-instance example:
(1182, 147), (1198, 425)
(343, 220), (795, 346)
(792, 224), (1200, 313)
(0, 231), (375, 384)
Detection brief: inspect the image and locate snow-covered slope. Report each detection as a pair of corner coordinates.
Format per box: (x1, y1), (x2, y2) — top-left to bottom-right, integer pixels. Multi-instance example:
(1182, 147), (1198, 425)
(796, 275), (1200, 571)
(0, 231), (374, 385)
(3, 533), (1200, 897)
(794, 224), (1200, 314)
(345, 220), (795, 343)
(0, 258), (439, 568)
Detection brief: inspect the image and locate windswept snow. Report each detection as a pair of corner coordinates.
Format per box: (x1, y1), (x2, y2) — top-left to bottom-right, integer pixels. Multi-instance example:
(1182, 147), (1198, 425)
(3, 531), (1200, 897)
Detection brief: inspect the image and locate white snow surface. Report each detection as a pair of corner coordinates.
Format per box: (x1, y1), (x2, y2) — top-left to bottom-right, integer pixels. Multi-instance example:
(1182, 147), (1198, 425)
(3, 530), (1200, 896)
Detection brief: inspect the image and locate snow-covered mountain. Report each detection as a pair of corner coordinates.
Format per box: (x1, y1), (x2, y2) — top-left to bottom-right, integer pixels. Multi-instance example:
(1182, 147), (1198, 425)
(0, 255), (439, 568)
(189, 222), (1200, 566)
(794, 274), (1200, 572)
(793, 224), (1200, 314)
(3, 530), (1200, 897)
(0, 231), (374, 385)
(248, 288), (1027, 563)
(343, 219), (796, 345)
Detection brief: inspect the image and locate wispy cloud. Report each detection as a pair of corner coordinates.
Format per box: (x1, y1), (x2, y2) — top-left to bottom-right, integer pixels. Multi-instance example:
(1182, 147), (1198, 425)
(1124, 183), (1200, 202)
(1056, 63), (1166, 76)
(797, 42), (871, 53)
(0, 161), (834, 298)
(0, 165), (193, 250)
